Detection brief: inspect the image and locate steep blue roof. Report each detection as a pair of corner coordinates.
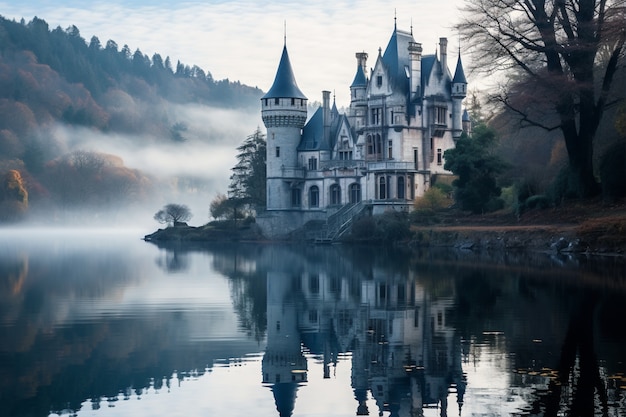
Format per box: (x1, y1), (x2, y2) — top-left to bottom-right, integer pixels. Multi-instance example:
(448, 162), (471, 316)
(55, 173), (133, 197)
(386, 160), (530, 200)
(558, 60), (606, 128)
(382, 27), (414, 95)
(299, 107), (326, 151)
(262, 45), (307, 99)
(452, 54), (467, 84)
(350, 64), (367, 88)
(420, 55), (437, 91)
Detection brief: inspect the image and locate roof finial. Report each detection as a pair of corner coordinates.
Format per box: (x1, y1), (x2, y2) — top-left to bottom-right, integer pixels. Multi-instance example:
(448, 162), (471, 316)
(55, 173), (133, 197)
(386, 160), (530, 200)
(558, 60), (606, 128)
(410, 17), (413, 35)
(394, 9), (397, 30)
(284, 20), (287, 46)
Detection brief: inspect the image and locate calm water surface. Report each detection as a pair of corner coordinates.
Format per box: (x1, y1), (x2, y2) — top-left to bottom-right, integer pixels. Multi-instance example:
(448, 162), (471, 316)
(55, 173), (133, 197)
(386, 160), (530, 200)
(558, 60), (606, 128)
(1, 229), (625, 417)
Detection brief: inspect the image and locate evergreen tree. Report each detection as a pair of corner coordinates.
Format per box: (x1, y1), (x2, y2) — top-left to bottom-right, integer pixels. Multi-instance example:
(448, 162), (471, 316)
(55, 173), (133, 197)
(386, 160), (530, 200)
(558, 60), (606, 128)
(444, 124), (508, 214)
(228, 128), (267, 212)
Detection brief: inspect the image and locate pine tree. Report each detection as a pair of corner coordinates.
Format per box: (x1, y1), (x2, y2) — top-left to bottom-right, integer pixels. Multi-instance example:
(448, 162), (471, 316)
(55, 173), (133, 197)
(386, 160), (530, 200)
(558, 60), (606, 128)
(228, 128), (267, 212)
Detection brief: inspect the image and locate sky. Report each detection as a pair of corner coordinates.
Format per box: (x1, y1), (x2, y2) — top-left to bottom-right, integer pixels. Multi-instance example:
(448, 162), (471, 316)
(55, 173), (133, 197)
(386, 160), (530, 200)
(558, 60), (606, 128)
(0, 0), (466, 108)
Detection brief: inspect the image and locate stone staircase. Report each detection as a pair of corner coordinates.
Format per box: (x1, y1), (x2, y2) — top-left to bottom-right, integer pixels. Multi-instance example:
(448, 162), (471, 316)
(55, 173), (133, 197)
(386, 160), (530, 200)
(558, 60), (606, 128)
(314, 201), (369, 243)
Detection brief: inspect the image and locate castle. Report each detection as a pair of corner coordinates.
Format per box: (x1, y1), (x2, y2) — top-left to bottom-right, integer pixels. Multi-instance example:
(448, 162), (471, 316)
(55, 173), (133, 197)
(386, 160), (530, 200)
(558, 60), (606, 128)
(257, 22), (468, 239)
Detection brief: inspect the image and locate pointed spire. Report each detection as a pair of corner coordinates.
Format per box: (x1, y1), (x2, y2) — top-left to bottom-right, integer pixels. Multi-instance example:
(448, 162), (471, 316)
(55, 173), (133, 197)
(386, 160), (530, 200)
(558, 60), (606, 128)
(452, 52), (467, 84)
(262, 44), (307, 99)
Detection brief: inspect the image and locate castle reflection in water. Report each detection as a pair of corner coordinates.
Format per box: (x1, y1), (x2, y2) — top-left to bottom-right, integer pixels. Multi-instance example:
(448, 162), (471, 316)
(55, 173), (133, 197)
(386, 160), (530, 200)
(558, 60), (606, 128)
(260, 246), (466, 417)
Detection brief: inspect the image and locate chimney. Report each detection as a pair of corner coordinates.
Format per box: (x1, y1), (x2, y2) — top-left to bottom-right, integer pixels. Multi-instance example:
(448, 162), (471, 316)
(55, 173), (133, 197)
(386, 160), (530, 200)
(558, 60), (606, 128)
(322, 90), (331, 145)
(409, 42), (422, 99)
(356, 52), (368, 79)
(439, 37), (448, 74)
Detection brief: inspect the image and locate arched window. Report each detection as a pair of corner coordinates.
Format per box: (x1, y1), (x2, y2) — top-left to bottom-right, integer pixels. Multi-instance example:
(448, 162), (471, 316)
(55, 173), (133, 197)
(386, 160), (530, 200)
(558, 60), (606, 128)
(309, 186), (319, 208)
(378, 176), (386, 199)
(349, 183), (361, 204)
(330, 184), (341, 205)
(397, 176), (405, 199)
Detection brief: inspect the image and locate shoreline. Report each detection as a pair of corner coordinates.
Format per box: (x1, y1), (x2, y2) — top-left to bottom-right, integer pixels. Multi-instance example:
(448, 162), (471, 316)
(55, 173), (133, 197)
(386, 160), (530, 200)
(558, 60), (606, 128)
(143, 200), (626, 257)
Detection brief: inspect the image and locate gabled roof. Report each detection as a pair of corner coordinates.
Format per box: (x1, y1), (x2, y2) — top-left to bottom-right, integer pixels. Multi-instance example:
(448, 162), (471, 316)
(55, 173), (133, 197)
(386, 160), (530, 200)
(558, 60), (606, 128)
(330, 114), (354, 151)
(299, 107), (327, 151)
(262, 45), (307, 99)
(299, 107), (353, 152)
(381, 26), (414, 95)
(420, 54), (437, 90)
(452, 53), (467, 84)
(350, 64), (367, 88)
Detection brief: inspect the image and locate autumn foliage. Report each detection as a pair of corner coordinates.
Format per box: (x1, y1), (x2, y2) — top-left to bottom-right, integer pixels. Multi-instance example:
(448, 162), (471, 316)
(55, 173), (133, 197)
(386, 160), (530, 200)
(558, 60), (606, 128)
(0, 170), (28, 222)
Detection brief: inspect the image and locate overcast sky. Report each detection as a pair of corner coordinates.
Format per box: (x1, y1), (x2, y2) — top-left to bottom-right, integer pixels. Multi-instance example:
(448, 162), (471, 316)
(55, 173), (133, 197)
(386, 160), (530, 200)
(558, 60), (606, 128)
(1, 0), (466, 107)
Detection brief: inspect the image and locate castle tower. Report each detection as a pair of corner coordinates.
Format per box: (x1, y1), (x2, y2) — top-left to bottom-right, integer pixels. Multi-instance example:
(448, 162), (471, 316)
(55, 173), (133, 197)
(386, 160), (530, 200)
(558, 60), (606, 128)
(451, 52), (467, 138)
(261, 44), (308, 210)
(462, 109), (472, 136)
(262, 270), (307, 417)
(349, 52), (368, 130)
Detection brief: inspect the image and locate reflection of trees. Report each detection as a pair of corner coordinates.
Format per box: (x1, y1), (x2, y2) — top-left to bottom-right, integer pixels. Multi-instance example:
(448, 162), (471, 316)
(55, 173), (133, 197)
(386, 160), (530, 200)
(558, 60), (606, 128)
(155, 247), (190, 272)
(529, 295), (610, 417)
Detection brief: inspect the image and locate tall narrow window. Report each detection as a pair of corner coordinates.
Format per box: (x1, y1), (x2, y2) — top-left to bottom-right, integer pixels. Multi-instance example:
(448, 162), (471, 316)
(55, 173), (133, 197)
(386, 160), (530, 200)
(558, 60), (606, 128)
(397, 176), (405, 199)
(388, 140), (393, 159)
(413, 148), (419, 170)
(309, 186), (319, 208)
(378, 176), (386, 199)
(291, 188), (301, 207)
(274, 98), (279, 105)
(349, 183), (361, 203)
(376, 75), (383, 87)
(437, 148), (442, 165)
(371, 108), (381, 125)
(276, 146), (280, 158)
(309, 274), (319, 294)
(330, 184), (341, 205)
(308, 157), (317, 170)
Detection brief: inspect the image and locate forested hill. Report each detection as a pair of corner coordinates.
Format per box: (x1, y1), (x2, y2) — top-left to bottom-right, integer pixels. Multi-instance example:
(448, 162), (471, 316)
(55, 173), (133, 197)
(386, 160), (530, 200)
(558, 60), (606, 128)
(0, 15), (263, 223)
(0, 16), (261, 132)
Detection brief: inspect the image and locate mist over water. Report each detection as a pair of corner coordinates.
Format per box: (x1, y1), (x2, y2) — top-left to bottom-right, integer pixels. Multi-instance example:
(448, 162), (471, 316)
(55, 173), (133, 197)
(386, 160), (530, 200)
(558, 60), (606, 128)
(21, 104), (262, 230)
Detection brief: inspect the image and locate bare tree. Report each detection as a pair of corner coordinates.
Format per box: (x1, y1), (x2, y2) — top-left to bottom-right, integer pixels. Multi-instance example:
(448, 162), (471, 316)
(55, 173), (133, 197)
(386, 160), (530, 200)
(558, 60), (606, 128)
(153, 203), (192, 226)
(459, 0), (626, 198)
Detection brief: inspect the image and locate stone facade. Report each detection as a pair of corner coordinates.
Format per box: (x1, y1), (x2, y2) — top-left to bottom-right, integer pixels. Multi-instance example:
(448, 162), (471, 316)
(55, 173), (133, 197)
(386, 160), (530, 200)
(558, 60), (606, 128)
(258, 23), (468, 238)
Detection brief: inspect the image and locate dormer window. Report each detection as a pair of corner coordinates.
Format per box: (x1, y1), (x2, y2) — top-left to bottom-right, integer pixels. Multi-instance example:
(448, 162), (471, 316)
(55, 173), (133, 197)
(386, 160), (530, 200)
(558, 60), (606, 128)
(274, 98), (280, 105)
(376, 75), (383, 87)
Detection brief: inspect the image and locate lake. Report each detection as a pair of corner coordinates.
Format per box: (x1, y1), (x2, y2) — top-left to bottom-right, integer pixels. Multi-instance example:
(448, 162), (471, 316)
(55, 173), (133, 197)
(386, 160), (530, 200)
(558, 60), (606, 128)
(1, 229), (625, 417)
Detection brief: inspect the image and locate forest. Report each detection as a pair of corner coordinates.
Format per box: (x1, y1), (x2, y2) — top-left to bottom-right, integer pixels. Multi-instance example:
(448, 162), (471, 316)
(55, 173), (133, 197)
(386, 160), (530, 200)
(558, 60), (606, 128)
(0, 15), (262, 224)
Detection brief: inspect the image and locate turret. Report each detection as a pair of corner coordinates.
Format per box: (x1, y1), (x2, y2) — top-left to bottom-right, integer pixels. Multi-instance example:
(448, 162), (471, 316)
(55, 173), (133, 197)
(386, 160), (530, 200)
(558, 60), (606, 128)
(349, 52), (368, 130)
(462, 109), (472, 136)
(261, 44), (308, 210)
(451, 52), (467, 138)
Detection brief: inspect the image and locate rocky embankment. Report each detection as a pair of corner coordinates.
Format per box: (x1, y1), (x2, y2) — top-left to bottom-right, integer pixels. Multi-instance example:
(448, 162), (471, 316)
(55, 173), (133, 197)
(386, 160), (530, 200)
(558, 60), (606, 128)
(410, 202), (626, 256)
(143, 223), (265, 243)
(144, 202), (626, 257)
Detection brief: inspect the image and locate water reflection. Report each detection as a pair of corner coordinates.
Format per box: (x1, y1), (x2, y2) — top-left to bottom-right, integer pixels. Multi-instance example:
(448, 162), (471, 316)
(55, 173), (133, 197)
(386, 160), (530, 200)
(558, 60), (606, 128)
(0, 233), (625, 417)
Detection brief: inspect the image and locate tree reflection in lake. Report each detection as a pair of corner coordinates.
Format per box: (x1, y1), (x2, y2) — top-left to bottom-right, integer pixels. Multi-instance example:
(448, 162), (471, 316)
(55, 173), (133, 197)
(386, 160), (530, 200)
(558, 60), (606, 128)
(0, 233), (625, 417)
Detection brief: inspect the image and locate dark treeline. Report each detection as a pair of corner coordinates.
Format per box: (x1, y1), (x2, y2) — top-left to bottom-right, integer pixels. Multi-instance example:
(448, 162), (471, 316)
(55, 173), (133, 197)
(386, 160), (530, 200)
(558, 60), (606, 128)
(0, 16), (263, 223)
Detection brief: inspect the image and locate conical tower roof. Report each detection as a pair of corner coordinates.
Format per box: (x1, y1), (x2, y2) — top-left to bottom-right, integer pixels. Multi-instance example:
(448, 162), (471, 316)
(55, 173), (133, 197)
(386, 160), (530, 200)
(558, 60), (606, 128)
(350, 64), (367, 88)
(452, 53), (467, 84)
(262, 45), (307, 99)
